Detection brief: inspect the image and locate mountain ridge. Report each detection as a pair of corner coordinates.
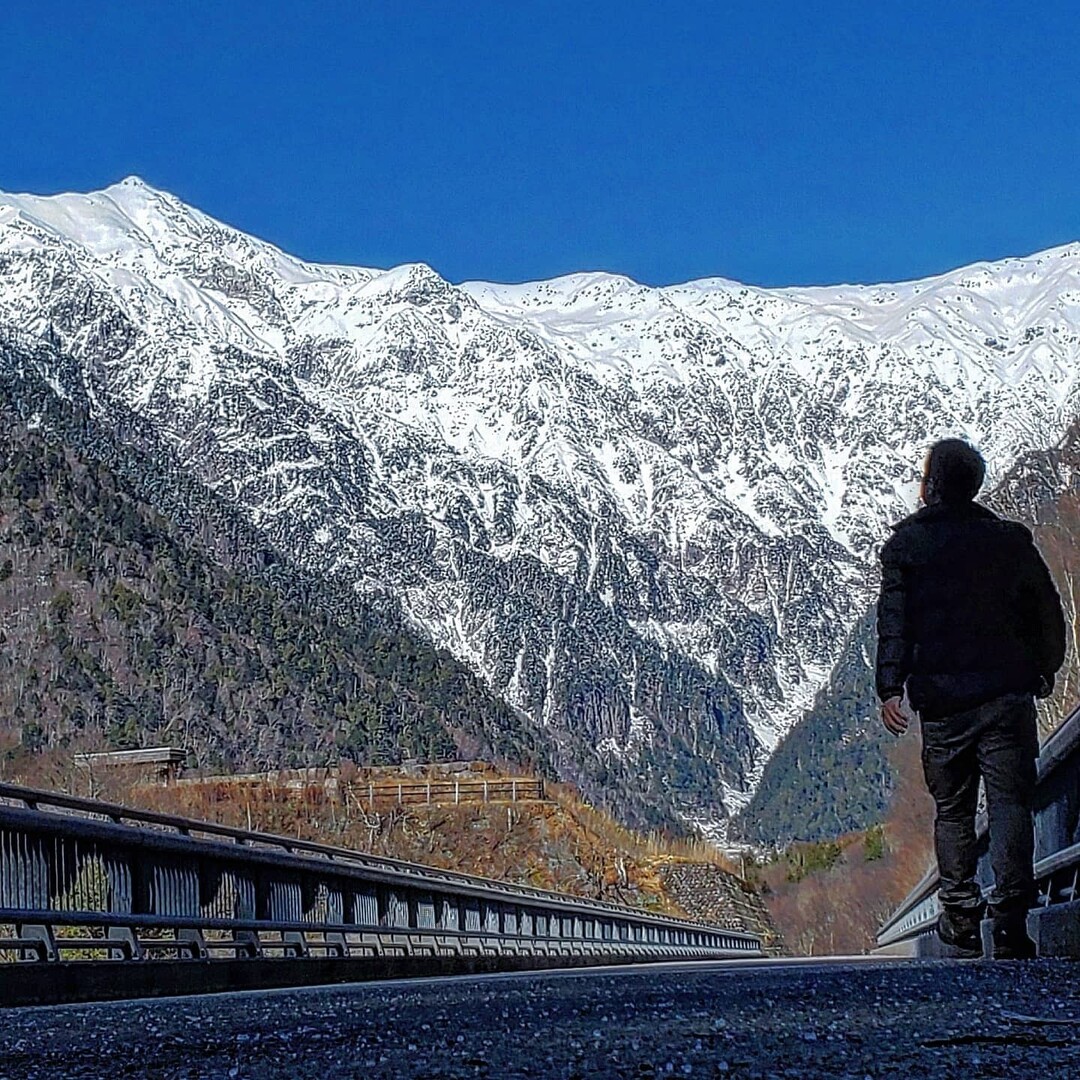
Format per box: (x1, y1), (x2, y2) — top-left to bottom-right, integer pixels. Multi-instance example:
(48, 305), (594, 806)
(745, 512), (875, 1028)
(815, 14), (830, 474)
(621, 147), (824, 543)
(4, 179), (1080, 835)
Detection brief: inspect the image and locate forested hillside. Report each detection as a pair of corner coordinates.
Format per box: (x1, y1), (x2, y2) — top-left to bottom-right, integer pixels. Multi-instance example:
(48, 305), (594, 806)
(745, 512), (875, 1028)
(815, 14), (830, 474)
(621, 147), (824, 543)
(2, 336), (759, 831)
(737, 612), (892, 845)
(988, 433), (1080, 726)
(0, 349), (547, 775)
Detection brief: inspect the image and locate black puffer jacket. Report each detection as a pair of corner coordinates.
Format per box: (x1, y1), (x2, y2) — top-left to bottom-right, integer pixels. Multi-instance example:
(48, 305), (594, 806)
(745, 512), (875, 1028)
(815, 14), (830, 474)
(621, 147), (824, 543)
(875, 501), (1066, 720)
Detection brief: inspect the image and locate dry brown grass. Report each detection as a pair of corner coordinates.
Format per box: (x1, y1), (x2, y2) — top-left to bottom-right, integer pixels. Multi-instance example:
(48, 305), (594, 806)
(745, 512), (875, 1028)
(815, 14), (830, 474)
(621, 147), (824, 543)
(0, 751), (747, 919)
(545, 782), (742, 875)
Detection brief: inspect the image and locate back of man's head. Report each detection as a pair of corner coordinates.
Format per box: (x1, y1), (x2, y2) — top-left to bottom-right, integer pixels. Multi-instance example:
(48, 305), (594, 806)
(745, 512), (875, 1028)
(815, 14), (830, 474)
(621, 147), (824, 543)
(923, 438), (985, 505)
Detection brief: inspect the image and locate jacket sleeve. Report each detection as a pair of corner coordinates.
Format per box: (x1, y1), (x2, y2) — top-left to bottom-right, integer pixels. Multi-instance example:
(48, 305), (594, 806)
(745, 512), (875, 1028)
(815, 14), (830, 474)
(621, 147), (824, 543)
(875, 535), (912, 702)
(1013, 527), (1067, 682)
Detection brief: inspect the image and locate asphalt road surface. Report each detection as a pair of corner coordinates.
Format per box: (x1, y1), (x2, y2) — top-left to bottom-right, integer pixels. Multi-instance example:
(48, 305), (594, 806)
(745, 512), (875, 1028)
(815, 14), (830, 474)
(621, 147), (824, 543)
(1, 957), (1078, 1079)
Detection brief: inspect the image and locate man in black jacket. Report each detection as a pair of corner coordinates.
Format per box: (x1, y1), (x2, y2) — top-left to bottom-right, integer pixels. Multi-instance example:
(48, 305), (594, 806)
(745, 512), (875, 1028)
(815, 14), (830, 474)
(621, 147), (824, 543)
(875, 438), (1066, 959)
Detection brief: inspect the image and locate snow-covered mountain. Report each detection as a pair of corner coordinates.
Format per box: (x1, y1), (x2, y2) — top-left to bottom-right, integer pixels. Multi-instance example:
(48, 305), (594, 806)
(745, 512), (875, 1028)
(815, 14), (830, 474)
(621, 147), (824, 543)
(3, 176), (1080, 834)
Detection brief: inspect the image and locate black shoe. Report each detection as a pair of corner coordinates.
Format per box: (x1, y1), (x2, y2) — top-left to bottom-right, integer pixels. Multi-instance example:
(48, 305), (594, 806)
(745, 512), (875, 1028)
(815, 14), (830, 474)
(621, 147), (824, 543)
(991, 914), (1036, 960)
(937, 907), (984, 958)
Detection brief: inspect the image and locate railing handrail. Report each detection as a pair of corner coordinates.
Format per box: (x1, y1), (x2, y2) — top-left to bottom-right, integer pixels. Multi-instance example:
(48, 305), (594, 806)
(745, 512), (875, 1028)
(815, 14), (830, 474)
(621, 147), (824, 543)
(0, 802), (745, 937)
(1034, 701), (1080, 781)
(875, 864), (939, 941)
(0, 781), (754, 940)
(876, 701), (1080, 946)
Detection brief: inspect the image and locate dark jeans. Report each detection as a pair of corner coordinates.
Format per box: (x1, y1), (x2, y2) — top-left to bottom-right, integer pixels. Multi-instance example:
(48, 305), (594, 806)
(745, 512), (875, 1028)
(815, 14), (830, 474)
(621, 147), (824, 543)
(920, 691), (1039, 917)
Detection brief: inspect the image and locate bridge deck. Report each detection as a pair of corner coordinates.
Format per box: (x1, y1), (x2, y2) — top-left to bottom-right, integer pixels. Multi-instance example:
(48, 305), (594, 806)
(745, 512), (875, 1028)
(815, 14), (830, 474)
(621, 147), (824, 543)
(2, 959), (1078, 1078)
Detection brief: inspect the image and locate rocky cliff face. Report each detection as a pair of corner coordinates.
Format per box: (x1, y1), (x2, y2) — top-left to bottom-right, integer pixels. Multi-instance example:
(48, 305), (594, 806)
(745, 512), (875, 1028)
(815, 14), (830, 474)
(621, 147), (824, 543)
(4, 178), (1080, 833)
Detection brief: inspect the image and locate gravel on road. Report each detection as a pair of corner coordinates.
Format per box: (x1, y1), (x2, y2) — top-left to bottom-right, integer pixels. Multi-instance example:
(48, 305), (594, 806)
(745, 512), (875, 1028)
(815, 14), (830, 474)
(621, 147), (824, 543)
(0, 958), (1077, 1079)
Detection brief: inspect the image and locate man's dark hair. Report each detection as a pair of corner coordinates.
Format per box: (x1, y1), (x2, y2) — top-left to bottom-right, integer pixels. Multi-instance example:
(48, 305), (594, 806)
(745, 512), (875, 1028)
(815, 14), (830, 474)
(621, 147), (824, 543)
(924, 438), (986, 505)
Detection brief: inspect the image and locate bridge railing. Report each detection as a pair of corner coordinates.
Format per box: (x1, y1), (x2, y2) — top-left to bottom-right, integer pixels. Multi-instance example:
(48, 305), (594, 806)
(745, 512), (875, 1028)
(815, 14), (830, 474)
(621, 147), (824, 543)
(876, 703), (1080, 955)
(0, 781), (761, 1001)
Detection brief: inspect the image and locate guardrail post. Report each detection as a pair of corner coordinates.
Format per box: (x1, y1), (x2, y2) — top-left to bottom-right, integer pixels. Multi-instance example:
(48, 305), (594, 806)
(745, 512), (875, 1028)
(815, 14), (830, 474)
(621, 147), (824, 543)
(106, 926), (143, 960)
(175, 928), (208, 959)
(15, 923), (57, 962)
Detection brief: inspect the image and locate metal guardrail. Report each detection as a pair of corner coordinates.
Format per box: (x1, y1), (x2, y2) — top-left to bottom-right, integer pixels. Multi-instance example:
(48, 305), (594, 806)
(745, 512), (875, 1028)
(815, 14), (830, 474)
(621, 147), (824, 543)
(876, 704), (1080, 954)
(0, 782), (761, 1002)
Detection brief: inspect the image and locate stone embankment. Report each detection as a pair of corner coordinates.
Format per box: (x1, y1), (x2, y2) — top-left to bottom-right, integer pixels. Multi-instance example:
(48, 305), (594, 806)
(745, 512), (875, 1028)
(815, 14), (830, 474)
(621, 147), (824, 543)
(661, 862), (784, 954)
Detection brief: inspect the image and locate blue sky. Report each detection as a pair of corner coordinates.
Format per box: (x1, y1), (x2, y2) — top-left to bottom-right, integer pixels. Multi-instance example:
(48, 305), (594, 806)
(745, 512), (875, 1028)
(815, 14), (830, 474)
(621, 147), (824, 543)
(3, 1), (1079, 286)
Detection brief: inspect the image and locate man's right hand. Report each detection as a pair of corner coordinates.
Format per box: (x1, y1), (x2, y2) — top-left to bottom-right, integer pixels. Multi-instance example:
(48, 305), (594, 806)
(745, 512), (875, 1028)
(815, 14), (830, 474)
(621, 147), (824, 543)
(881, 695), (909, 736)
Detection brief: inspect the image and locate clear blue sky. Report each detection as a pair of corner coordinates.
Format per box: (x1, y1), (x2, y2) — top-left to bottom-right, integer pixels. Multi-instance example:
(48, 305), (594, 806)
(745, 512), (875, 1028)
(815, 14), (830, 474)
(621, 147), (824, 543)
(3, 1), (1079, 286)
